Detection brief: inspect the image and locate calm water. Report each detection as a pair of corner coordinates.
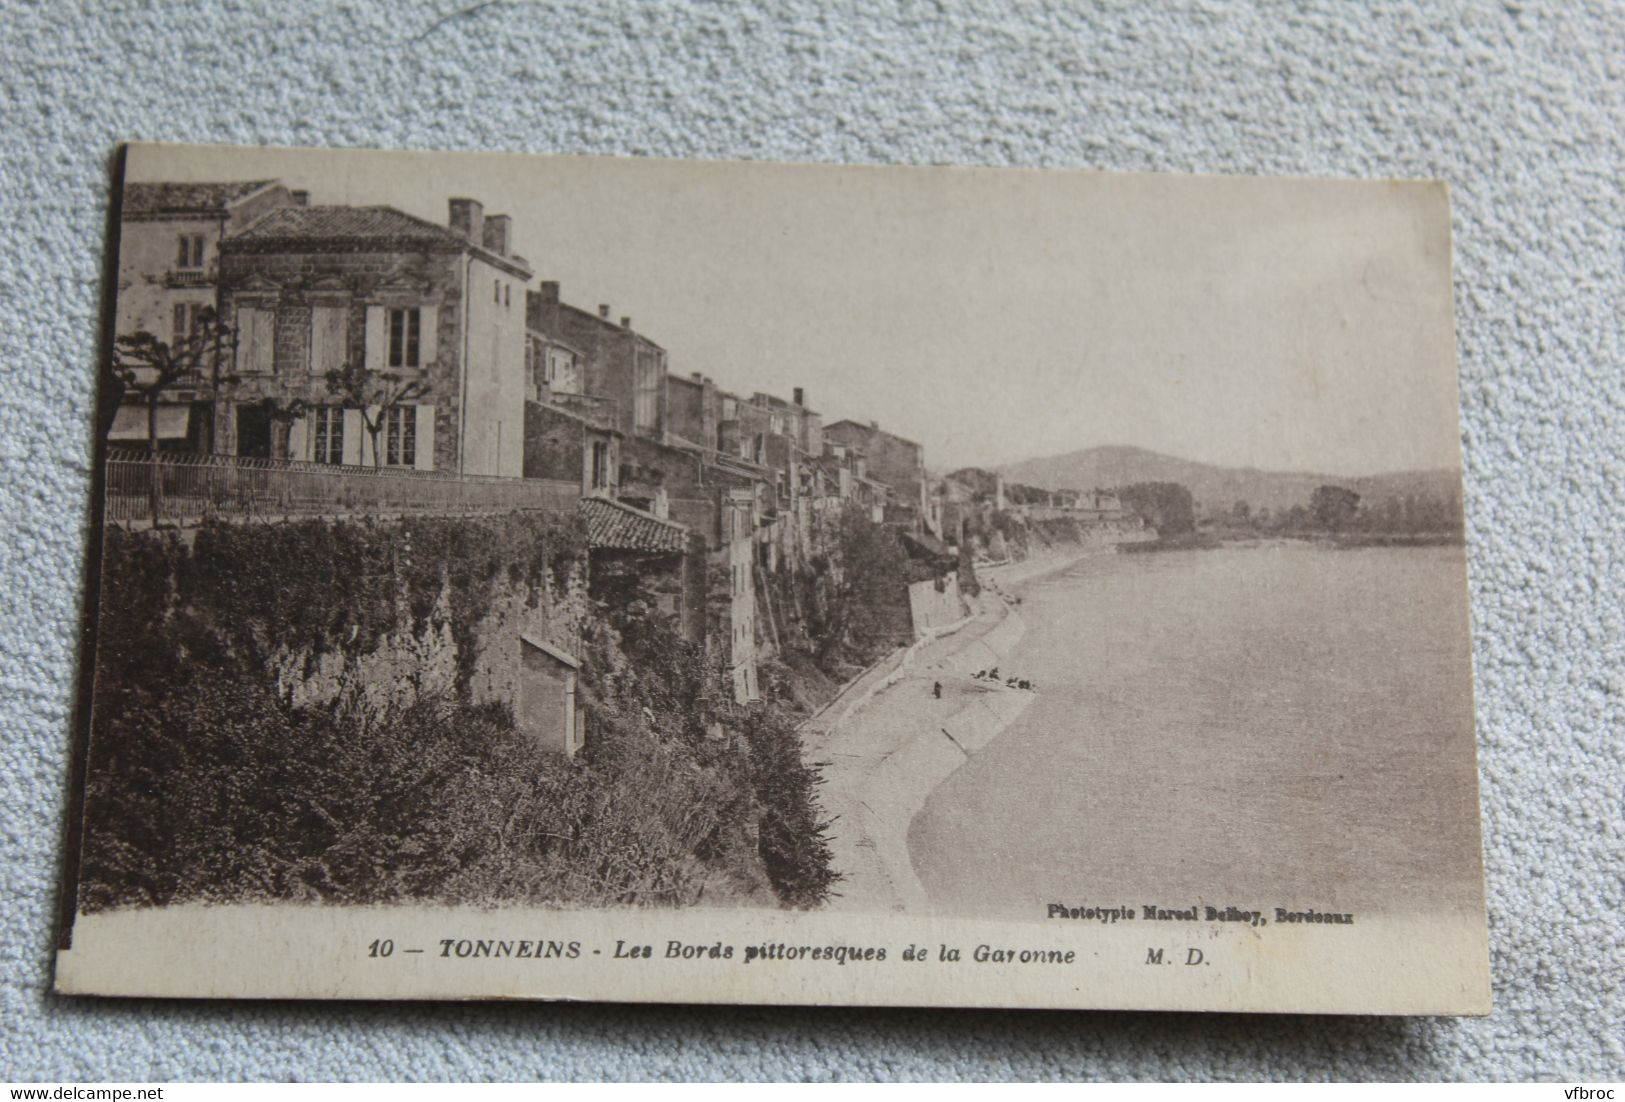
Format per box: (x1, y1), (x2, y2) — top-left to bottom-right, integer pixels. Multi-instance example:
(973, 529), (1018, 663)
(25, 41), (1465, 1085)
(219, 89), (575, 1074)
(908, 544), (1485, 918)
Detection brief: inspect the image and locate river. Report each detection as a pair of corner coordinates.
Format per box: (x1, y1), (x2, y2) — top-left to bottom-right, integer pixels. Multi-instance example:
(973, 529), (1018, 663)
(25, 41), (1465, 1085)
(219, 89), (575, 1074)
(907, 543), (1484, 919)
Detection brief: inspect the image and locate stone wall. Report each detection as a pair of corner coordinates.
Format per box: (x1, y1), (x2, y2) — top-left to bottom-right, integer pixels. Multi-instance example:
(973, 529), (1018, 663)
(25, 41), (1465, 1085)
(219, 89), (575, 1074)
(906, 571), (966, 638)
(271, 521), (590, 718)
(99, 512), (592, 732)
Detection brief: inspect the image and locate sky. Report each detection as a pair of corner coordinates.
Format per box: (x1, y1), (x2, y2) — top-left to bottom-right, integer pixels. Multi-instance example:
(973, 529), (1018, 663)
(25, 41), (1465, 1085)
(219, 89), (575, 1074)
(127, 144), (1466, 477)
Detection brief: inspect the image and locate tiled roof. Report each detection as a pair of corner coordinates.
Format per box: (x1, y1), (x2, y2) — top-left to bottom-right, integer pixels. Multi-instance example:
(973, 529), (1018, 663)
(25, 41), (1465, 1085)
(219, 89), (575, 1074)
(580, 496), (689, 554)
(123, 180), (277, 215)
(232, 205), (471, 247)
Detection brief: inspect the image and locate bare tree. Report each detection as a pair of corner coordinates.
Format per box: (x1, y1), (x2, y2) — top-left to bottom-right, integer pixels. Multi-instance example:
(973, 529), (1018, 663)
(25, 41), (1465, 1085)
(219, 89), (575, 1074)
(109, 305), (234, 523)
(323, 362), (431, 468)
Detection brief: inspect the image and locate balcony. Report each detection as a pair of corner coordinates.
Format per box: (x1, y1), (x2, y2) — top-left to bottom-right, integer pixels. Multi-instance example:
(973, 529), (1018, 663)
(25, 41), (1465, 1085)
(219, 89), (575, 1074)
(162, 267), (215, 288)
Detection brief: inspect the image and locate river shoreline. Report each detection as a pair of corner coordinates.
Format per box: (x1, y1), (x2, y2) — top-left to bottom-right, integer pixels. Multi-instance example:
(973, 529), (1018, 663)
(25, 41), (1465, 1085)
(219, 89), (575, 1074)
(907, 540), (1483, 919)
(805, 541), (1117, 913)
(1122, 530), (1465, 553)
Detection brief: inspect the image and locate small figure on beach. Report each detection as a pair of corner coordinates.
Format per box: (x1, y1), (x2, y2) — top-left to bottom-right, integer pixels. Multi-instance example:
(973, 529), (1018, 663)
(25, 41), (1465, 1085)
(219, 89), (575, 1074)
(932, 681), (942, 699)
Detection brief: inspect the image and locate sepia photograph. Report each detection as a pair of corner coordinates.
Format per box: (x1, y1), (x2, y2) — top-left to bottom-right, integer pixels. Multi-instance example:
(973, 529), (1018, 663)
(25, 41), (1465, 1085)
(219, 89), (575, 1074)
(55, 142), (1489, 1013)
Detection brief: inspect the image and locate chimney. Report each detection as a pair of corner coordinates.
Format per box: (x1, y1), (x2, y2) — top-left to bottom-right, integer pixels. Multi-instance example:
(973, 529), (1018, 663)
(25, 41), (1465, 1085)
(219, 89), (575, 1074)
(448, 197), (484, 244)
(620, 315), (632, 329)
(598, 304), (611, 319)
(481, 213), (512, 256)
(290, 189), (310, 206)
(691, 372), (703, 381)
(539, 280), (560, 305)
(869, 419), (879, 430)
(793, 387), (805, 407)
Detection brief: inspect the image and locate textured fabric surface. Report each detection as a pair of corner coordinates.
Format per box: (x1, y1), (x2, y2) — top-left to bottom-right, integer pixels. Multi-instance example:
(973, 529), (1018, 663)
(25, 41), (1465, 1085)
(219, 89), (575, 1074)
(2, 0), (1620, 1082)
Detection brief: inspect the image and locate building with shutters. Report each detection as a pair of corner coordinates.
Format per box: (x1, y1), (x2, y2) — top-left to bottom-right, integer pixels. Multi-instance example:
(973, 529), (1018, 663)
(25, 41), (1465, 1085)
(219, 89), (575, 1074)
(215, 197), (533, 476)
(109, 179), (302, 451)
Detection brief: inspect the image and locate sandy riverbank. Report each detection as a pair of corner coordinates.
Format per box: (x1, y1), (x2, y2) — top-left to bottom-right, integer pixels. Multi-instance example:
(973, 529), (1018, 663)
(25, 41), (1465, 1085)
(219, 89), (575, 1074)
(805, 543), (1115, 913)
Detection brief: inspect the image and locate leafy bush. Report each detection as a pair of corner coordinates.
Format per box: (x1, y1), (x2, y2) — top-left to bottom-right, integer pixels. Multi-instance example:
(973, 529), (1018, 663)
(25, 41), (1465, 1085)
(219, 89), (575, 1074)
(1118, 481), (1196, 537)
(79, 667), (781, 911)
(81, 513), (840, 913)
(582, 605), (838, 907)
(736, 699), (839, 907)
(802, 504), (916, 671)
(99, 512), (587, 697)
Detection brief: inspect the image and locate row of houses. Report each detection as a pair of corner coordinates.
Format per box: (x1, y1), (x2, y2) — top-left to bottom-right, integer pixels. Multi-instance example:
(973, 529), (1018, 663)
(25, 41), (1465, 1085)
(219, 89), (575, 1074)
(111, 179), (942, 715)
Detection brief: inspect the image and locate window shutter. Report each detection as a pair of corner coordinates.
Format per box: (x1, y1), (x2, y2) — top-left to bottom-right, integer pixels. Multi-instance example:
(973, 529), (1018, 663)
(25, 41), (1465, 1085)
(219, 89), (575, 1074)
(311, 306), (346, 376)
(359, 405), (381, 466)
(419, 304), (438, 368)
(342, 409), (364, 466)
(234, 308), (254, 374)
(235, 308), (274, 375)
(414, 403), (436, 470)
(365, 306), (386, 372)
(288, 413), (309, 462)
(261, 309), (277, 374)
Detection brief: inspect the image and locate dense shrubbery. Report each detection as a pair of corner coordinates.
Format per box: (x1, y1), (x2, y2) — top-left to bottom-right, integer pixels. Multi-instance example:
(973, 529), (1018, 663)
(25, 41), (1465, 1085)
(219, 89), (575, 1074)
(736, 698), (838, 907)
(79, 674), (760, 909)
(587, 601), (838, 907)
(1119, 481), (1196, 537)
(1199, 485), (1465, 543)
(80, 515), (837, 912)
(800, 504), (923, 673)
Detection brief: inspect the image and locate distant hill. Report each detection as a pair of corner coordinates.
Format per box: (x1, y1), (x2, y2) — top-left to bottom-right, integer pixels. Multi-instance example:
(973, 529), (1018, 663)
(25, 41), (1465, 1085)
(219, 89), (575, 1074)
(998, 445), (1461, 516)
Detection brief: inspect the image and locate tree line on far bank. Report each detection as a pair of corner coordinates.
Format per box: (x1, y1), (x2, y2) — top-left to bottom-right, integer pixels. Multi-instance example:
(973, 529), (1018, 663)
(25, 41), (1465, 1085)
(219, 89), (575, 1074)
(1118, 480), (1465, 542)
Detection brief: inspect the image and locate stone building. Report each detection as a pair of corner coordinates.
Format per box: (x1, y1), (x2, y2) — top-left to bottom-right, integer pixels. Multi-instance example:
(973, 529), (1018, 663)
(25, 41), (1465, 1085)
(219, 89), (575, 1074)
(717, 389), (773, 466)
(523, 400), (620, 498)
(527, 282), (668, 443)
(752, 387), (823, 460)
(517, 635), (587, 758)
(110, 179), (300, 450)
(216, 197), (532, 475)
(823, 419), (930, 532)
(722, 488), (761, 703)
(580, 496), (706, 645)
(665, 372), (723, 453)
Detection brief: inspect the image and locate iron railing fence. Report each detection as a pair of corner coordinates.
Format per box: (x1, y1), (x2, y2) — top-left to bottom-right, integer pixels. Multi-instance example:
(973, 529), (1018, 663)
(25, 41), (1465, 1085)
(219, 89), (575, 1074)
(104, 447), (581, 526)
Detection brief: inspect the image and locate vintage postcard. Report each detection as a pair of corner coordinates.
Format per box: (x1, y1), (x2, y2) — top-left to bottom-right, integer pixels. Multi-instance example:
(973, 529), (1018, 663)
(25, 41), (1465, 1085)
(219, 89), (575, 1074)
(55, 143), (1489, 1013)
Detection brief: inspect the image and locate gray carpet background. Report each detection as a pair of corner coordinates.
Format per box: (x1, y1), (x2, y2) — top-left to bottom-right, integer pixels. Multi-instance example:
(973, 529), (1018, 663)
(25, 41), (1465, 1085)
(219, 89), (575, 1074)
(1, 0), (1620, 1082)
